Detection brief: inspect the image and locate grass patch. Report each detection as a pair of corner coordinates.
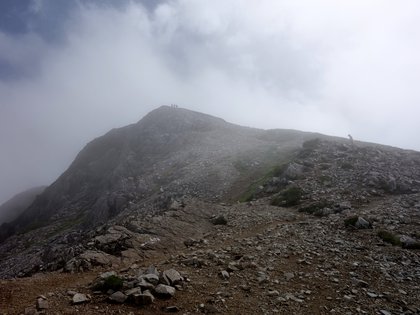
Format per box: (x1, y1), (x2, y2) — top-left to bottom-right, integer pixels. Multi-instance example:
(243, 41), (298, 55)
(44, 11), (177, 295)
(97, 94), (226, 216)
(19, 220), (44, 235)
(271, 186), (303, 207)
(299, 200), (332, 215)
(238, 163), (289, 202)
(233, 160), (251, 174)
(377, 230), (401, 246)
(45, 213), (87, 239)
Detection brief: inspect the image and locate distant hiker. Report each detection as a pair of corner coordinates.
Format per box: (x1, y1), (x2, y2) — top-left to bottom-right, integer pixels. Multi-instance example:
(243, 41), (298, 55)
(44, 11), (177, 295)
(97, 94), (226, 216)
(348, 134), (354, 147)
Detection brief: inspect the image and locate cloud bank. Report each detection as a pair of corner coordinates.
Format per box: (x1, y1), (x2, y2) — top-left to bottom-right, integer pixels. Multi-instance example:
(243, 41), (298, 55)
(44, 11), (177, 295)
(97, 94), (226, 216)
(1, 0), (420, 203)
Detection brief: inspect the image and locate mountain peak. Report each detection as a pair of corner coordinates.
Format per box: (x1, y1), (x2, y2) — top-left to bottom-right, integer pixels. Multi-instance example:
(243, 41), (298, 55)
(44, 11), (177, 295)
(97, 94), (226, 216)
(137, 105), (228, 133)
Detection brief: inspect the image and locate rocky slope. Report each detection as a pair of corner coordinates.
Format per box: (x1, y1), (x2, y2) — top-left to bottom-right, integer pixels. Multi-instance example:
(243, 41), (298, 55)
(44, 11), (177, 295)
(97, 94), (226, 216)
(0, 107), (419, 314)
(1, 139), (420, 314)
(0, 106), (319, 278)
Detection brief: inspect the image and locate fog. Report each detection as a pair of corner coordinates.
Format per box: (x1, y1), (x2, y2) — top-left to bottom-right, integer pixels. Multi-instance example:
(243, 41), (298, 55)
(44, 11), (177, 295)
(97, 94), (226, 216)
(1, 0), (420, 204)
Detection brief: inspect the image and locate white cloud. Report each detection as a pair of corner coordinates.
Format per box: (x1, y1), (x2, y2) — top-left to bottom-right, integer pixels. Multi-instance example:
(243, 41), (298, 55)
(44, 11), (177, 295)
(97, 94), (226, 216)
(1, 0), (420, 203)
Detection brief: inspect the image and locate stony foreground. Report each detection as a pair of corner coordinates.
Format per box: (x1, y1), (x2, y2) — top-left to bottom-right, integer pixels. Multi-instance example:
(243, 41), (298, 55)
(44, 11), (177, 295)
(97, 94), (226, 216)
(1, 194), (419, 315)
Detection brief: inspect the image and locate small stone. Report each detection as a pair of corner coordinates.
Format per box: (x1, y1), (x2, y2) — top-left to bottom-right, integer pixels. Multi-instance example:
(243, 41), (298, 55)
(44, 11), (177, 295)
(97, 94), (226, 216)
(67, 290), (78, 297)
(379, 310), (392, 315)
(165, 306), (180, 312)
(125, 287), (142, 297)
(284, 272), (294, 281)
(285, 293), (303, 303)
(108, 291), (127, 303)
(145, 265), (159, 276)
(220, 270), (230, 280)
(211, 215), (227, 225)
(36, 297), (48, 310)
(352, 278), (369, 287)
(367, 292), (378, 298)
(257, 272), (268, 284)
(142, 273), (160, 285)
(162, 269), (183, 286)
(132, 290), (154, 305)
(355, 217), (371, 229)
(138, 278), (155, 290)
(72, 293), (90, 305)
(267, 290), (280, 297)
(155, 284), (176, 297)
(100, 271), (116, 279)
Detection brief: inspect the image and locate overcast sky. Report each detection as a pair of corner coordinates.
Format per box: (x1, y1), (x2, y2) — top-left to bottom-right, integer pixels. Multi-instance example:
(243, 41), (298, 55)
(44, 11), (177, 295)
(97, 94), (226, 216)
(1, 0), (420, 204)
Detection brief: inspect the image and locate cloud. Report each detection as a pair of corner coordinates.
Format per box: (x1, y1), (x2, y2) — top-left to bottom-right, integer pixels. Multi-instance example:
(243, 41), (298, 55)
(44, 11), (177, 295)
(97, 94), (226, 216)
(0, 0), (420, 203)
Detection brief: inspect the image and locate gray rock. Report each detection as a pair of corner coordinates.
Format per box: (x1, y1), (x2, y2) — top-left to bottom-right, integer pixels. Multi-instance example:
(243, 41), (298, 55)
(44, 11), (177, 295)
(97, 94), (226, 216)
(400, 235), (420, 249)
(145, 265), (159, 276)
(211, 215), (227, 225)
(100, 271), (117, 279)
(267, 290), (280, 296)
(108, 291), (127, 303)
(352, 278), (369, 287)
(67, 290), (78, 297)
(79, 250), (115, 266)
(169, 199), (182, 210)
(138, 278), (155, 290)
(284, 272), (294, 281)
(184, 238), (199, 247)
(379, 311), (392, 315)
(36, 297), (48, 310)
(155, 284), (176, 297)
(355, 217), (371, 229)
(220, 270), (230, 280)
(125, 287), (142, 296)
(165, 306), (181, 312)
(132, 290), (155, 305)
(141, 273), (160, 285)
(162, 269), (183, 286)
(283, 163), (304, 180)
(72, 293), (90, 305)
(257, 272), (268, 284)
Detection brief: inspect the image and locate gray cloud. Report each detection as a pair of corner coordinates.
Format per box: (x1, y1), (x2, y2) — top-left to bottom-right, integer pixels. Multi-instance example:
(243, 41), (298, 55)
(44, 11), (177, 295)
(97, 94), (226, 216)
(1, 0), (420, 203)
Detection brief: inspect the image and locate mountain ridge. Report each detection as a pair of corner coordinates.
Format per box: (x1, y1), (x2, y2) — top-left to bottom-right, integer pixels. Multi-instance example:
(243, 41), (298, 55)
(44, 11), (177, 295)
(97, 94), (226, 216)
(0, 106), (318, 246)
(0, 106), (419, 286)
